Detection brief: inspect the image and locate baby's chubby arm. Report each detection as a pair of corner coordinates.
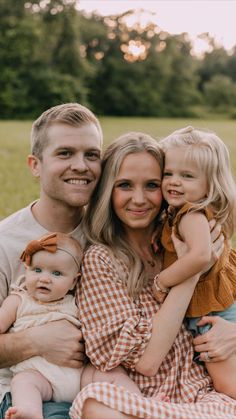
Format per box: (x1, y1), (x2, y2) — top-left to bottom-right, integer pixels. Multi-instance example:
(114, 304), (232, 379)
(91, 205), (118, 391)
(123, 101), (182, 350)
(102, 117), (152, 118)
(0, 294), (20, 334)
(157, 211), (212, 289)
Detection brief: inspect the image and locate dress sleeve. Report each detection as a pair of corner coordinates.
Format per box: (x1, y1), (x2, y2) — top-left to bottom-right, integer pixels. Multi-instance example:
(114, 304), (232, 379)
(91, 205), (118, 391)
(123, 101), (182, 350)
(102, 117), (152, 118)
(77, 245), (153, 371)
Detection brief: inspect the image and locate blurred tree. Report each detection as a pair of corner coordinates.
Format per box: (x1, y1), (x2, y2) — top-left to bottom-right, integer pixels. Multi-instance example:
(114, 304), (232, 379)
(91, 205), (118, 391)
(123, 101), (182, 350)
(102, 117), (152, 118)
(0, 2), (235, 118)
(225, 47), (236, 83)
(160, 34), (201, 116)
(81, 11), (200, 116)
(198, 46), (230, 90)
(0, 0), (41, 117)
(203, 74), (236, 110)
(0, 0), (88, 118)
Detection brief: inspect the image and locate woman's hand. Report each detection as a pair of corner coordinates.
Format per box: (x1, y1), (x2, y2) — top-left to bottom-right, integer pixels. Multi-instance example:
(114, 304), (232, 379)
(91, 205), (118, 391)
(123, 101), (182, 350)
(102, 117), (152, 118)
(193, 316), (236, 362)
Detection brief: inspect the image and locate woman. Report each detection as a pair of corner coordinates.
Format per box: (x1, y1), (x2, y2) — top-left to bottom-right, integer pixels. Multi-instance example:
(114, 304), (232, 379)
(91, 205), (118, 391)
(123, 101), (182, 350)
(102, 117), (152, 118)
(70, 132), (236, 419)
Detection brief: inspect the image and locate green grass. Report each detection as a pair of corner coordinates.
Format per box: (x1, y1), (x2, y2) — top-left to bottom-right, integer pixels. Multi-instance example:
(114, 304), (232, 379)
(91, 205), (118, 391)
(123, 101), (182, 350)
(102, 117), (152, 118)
(1, 117), (236, 246)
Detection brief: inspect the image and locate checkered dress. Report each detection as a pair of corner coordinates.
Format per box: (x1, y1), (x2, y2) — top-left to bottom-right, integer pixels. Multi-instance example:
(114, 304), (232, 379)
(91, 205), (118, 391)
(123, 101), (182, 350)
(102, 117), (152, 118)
(70, 245), (236, 418)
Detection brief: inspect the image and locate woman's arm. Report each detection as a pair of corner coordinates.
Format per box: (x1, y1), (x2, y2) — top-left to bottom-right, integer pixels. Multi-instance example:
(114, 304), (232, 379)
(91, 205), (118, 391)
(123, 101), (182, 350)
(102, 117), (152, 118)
(135, 274), (199, 375)
(157, 212), (211, 289)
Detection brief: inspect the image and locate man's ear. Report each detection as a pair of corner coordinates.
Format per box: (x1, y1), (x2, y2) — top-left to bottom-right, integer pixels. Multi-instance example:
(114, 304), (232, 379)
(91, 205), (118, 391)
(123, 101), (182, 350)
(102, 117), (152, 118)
(27, 155), (41, 178)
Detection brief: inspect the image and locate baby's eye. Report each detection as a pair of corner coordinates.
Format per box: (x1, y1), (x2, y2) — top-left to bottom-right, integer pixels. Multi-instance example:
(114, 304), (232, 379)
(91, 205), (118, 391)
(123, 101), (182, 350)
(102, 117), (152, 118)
(163, 172), (172, 177)
(52, 271), (62, 277)
(33, 267), (42, 273)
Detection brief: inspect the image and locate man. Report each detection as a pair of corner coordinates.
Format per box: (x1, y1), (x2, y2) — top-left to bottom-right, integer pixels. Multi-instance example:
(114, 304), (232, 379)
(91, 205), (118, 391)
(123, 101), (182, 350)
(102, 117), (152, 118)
(0, 103), (103, 418)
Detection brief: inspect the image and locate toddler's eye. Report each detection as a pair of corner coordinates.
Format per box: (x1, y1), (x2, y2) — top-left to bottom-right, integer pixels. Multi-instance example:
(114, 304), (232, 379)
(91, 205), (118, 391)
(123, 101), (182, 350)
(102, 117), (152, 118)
(182, 173), (194, 179)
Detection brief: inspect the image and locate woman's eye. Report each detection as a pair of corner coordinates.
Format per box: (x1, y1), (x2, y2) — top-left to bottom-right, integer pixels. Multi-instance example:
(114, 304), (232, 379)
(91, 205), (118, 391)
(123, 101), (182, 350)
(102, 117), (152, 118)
(116, 182), (130, 189)
(146, 182), (160, 189)
(52, 271), (62, 277)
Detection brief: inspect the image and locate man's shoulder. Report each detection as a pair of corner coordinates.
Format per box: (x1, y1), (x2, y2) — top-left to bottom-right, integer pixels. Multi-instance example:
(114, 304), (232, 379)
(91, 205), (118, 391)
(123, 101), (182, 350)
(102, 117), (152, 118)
(0, 203), (35, 236)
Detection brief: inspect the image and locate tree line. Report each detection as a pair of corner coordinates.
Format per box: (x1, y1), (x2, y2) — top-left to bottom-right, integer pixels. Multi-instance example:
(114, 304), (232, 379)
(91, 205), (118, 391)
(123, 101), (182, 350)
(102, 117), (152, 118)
(1, 0), (236, 119)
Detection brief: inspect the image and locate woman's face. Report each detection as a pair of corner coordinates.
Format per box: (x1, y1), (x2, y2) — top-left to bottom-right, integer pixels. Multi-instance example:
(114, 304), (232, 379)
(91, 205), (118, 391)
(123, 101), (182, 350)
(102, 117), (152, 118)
(112, 151), (163, 233)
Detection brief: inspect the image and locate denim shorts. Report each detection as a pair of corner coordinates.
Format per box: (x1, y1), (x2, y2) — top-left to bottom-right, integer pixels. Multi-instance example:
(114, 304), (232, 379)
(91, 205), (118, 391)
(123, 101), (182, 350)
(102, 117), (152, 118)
(0, 392), (71, 419)
(187, 301), (236, 337)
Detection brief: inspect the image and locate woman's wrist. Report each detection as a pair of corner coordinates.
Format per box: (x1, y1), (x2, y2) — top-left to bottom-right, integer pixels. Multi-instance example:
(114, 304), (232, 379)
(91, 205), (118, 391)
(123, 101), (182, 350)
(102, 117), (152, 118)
(153, 274), (170, 294)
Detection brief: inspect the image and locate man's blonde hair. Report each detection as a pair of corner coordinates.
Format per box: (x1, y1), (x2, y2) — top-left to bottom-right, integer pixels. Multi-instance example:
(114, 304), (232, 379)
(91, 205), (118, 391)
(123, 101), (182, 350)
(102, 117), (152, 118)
(31, 103), (103, 159)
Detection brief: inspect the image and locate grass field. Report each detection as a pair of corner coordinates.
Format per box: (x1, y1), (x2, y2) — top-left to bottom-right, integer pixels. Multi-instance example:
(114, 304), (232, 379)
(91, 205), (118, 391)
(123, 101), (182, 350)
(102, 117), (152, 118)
(1, 117), (236, 245)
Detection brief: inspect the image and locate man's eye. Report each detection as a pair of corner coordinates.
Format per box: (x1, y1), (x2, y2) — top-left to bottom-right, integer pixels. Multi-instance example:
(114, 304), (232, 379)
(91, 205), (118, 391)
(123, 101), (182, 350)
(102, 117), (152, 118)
(33, 267), (42, 273)
(58, 150), (71, 158)
(52, 271), (62, 277)
(85, 152), (100, 161)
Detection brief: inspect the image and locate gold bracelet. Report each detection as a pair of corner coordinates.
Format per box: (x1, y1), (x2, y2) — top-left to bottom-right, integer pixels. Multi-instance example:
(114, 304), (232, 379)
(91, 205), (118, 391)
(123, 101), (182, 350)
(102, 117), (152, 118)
(153, 275), (170, 294)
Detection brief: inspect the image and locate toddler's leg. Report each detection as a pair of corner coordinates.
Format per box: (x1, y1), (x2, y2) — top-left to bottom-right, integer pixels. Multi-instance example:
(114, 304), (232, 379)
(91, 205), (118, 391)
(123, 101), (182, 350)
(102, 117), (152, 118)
(206, 354), (236, 399)
(5, 370), (52, 419)
(81, 364), (168, 401)
(81, 364), (142, 395)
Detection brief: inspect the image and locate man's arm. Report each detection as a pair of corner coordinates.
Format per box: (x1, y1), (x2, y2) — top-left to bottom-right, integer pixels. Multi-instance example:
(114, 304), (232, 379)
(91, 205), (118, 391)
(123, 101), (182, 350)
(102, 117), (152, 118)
(0, 320), (85, 368)
(193, 316), (236, 362)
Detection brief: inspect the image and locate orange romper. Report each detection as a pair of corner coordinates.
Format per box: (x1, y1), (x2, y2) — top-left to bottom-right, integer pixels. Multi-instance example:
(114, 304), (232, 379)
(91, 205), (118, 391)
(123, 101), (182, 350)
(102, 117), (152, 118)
(161, 203), (236, 317)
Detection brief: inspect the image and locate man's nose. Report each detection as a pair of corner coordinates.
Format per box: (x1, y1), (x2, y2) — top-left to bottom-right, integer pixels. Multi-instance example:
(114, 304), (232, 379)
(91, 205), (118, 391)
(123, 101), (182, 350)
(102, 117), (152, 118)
(70, 155), (88, 172)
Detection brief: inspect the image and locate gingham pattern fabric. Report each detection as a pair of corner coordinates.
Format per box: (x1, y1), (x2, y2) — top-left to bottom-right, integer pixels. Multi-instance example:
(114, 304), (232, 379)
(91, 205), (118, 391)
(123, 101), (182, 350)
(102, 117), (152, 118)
(70, 382), (236, 418)
(70, 245), (236, 418)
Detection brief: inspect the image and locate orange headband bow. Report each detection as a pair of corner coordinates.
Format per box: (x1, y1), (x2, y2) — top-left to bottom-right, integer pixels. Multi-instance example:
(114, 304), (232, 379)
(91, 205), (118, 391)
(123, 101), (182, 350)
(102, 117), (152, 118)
(20, 233), (58, 266)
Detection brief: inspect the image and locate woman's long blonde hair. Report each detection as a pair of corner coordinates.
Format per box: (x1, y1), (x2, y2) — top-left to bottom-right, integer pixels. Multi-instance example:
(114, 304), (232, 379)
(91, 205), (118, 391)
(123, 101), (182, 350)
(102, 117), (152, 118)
(83, 132), (164, 298)
(160, 126), (236, 238)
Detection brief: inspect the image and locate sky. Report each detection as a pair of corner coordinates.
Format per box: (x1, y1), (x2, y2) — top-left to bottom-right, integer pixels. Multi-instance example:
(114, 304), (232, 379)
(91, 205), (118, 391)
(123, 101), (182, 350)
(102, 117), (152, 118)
(77, 0), (236, 55)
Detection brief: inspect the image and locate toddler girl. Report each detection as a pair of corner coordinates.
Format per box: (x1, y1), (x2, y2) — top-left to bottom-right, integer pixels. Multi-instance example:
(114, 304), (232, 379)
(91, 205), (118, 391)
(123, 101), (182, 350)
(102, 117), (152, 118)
(153, 126), (236, 399)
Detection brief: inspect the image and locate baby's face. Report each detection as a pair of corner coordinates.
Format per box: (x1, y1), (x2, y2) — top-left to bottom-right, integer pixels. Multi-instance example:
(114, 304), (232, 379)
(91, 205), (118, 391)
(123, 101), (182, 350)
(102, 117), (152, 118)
(24, 250), (80, 303)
